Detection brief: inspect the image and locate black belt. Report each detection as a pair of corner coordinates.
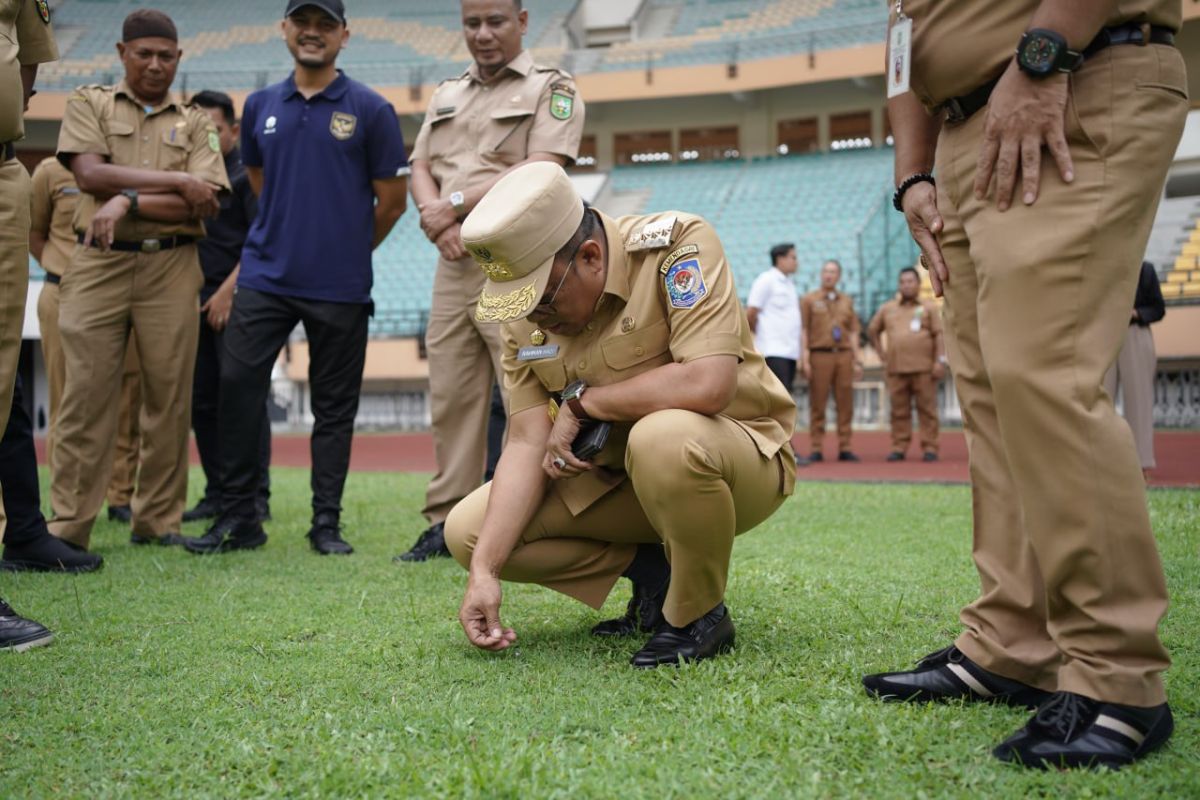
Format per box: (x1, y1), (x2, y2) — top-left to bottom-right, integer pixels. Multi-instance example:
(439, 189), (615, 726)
(44, 272), (61, 285)
(76, 233), (196, 253)
(2, 142), (13, 162)
(943, 23), (1176, 123)
(808, 347), (849, 353)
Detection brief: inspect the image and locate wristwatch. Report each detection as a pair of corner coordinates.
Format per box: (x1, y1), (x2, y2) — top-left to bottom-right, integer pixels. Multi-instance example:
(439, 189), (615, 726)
(561, 379), (590, 421)
(449, 190), (466, 215)
(1016, 28), (1083, 78)
(120, 188), (139, 215)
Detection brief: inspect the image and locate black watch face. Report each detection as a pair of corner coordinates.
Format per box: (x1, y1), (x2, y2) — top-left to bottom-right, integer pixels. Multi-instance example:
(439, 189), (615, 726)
(1021, 35), (1060, 73)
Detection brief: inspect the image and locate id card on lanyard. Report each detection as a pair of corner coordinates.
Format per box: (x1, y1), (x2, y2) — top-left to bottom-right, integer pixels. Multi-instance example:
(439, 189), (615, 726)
(887, 1), (913, 99)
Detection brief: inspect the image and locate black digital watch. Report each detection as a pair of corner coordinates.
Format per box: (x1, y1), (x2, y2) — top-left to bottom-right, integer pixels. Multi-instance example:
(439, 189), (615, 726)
(1016, 28), (1083, 78)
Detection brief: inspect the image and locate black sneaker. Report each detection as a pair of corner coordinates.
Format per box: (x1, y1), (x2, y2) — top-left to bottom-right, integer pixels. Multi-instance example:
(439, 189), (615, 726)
(886, 451), (906, 462)
(184, 518), (267, 555)
(307, 513), (353, 555)
(0, 599), (54, 652)
(630, 603), (735, 668)
(107, 505), (132, 523)
(182, 498), (220, 523)
(837, 451), (861, 462)
(994, 691), (1174, 770)
(922, 451), (939, 462)
(394, 522), (450, 562)
(1, 534), (104, 574)
(862, 645), (1051, 709)
(808, 451), (824, 463)
(130, 532), (187, 547)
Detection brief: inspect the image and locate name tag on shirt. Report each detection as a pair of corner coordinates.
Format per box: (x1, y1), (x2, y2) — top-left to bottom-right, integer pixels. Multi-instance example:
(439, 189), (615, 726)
(910, 318), (922, 333)
(888, 17), (913, 99)
(518, 345), (560, 361)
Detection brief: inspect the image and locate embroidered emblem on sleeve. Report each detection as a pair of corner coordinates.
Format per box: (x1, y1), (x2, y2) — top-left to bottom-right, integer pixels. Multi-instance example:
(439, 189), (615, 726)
(658, 243), (700, 275)
(665, 259), (708, 310)
(550, 92), (574, 120)
(36, 0), (51, 24)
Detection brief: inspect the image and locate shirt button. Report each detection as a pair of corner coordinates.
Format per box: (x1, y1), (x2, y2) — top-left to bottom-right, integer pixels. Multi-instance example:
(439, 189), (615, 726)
(585, 323), (594, 331)
(142, 159), (150, 165)
(142, 135), (149, 142)
(578, 360), (587, 370)
(634, 346), (644, 356)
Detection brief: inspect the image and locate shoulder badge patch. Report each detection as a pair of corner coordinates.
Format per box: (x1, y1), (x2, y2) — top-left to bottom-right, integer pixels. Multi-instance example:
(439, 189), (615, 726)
(208, 130), (220, 152)
(550, 91), (573, 121)
(626, 215), (677, 252)
(36, 0), (50, 24)
(659, 243), (700, 275)
(330, 112), (357, 141)
(665, 258), (708, 310)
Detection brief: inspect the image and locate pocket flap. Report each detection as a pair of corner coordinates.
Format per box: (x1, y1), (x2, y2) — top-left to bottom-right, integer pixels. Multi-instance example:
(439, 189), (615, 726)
(106, 121), (135, 136)
(602, 320), (670, 370)
(490, 103), (536, 121)
(529, 357), (568, 392)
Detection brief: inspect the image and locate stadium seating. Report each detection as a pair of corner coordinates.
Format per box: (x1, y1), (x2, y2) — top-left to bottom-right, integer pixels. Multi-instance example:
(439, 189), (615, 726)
(1165, 220), (1200, 301)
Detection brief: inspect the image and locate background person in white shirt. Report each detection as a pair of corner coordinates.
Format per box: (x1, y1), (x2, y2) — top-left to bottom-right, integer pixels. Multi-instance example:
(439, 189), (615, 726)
(746, 243), (802, 391)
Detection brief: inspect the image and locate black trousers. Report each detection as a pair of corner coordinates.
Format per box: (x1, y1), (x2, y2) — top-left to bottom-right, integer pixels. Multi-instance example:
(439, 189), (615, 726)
(218, 287), (369, 522)
(0, 375), (48, 547)
(192, 313), (271, 506)
(765, 356), (797, 392)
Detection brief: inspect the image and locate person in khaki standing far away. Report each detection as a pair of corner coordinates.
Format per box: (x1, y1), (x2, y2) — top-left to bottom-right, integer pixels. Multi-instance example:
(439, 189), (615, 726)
(800, 259), (862, 462)
(863, 0), (1186, 770)
(48, 9), (229, 551)
(445, 162), (797, 668)
(28, 156), (145, 525)
(395, 0), (585, 563)
(867, 266), (946, 462)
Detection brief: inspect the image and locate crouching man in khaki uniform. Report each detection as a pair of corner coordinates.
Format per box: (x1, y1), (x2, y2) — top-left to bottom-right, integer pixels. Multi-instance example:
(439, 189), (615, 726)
(445, 162), (797, 668)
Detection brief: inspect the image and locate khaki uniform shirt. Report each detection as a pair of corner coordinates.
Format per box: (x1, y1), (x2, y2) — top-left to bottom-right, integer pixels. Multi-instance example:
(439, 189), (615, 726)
(801, 289), (859, 351)
(501, 211), (797, 515)
(29, 156), (78, 276)
(867, 297), (942, 375)
(1, 0), (57, 143)
(56, 80), (230, 240)
(902, 0), (1181, 110)
(411, 50), (584, 198)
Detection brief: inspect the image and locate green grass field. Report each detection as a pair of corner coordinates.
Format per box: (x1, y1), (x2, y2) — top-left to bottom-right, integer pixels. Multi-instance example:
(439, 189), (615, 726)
(2, 468), (1197, 798)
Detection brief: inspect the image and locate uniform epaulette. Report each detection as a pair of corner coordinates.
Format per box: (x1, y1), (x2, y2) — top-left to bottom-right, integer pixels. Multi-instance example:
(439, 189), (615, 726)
(534, 63), (574, 80)
(625, 215), (679, 253)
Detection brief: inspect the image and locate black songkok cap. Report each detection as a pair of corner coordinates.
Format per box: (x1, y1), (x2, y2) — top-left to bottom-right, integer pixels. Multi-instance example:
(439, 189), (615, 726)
(122, 9), (179, 43)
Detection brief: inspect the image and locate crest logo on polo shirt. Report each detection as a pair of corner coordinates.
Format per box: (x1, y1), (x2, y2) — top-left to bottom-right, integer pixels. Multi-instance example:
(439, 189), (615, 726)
(264, 116), (278, 135)
(330, 112), (357, 141)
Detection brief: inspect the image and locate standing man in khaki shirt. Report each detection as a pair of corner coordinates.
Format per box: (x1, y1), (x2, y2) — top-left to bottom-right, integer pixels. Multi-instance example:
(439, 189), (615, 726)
(444, 162), (797, 667)
(28, 156), (144, 523)
(867, 267), (945, 462)
(49, 9), (229, 551)
(864, 0), (1185, 770)
(800, 260), (862, 462)
(396, 0), (585, 563)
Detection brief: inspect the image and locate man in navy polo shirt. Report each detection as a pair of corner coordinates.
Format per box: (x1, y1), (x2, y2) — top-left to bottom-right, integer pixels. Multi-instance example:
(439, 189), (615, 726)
(185, 0), (408, 556)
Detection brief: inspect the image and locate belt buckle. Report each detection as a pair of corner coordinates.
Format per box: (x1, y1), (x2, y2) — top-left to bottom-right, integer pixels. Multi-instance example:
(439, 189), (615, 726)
(944, 98), (965, 124)
(140, 239), (162, 253)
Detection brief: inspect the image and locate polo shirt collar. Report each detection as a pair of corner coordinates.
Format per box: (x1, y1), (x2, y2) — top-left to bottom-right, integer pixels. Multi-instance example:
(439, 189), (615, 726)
(899, 295), (919, 306)
(114, 80), (180, 115)
(282, 70), (350, 101)
(467, 49), (533, 84)
(598, 211), (631, 304)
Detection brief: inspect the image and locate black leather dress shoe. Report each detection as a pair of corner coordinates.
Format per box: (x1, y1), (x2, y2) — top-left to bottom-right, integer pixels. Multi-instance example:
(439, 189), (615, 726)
(862, 645), (1051, 709)
(182, 498), (220, 523)
(308, 514), (353, 555)
(994, 692), (1174, 770)
(130, 532), (187, 547)
(886, 451), (906, 462)
(107, 504), (132, 523)
(630, 603), (735, 668)
(394, 522), (450, 562)
(0, 534), (103, 574)
(592, 578), (668, 637)
(837, 450), (861, 462)
(808, 451), (824, 463)
(0, 599), (54, 652)
(184, 518), (267, 555)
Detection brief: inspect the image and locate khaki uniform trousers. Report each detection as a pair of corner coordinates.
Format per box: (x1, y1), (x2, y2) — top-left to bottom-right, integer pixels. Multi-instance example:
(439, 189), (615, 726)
(422, 255), (506, 525)
(49, 243), (201, 547)
(807, 349), (854, 451)
(38, 278), (142, 507)
(935, 45), (1184, 707)
(885, 371), (938, 454)
(1103, 325), (1157, 470)
(0, 159), (31, 436)
(446, 409), (791, 627)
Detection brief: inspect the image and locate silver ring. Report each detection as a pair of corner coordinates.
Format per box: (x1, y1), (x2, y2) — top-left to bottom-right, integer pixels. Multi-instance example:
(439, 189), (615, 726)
(552, 456), (567, 470)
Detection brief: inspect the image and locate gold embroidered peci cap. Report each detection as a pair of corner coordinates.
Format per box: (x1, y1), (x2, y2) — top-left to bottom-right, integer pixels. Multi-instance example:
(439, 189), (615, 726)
(463, 162), (584, 323)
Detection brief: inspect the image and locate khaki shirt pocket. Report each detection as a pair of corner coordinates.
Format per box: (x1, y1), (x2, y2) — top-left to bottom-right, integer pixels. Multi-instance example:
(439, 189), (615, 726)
(601, 319), (671, 372)
(426, 109), (460, 158)
(489, 103), (536, 165)
(104, 121), (136, 165)
(158, 127), (191, 171)
(530, 356), (569, 393)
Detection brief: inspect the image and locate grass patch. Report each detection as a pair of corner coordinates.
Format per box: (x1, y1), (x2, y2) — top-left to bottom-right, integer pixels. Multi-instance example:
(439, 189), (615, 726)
(2, 469), (1197, 798)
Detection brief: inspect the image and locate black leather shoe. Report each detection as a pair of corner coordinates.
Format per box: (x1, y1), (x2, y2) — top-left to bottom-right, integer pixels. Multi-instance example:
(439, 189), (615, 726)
(184, 518), (267, 555)
(308, 514), (353, 555)
(994, 692), (1174, 770)
(0, 599), (54, 652)
(808, 451), (824, 463)
(630, 603), (735, 668)
(107, 504), (132, 523)
(795, 454), (810, 468)
(592, 579), (669, 637)
(130, 532), (187, 547)
(922, 451), (939, 463)
(0, 534), (103, 574)
(182, 498), (220, 523)
(863, 645), (1051, 709)
(886, 451), (906, 462)
(394, 522), (450, 562)
(838, 450), (861, 462)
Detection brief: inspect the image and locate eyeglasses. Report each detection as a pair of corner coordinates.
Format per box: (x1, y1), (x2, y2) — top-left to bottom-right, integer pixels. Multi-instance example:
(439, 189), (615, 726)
(532, 241), (583, 317)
